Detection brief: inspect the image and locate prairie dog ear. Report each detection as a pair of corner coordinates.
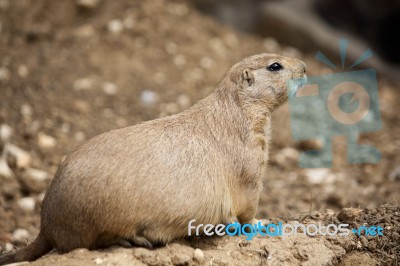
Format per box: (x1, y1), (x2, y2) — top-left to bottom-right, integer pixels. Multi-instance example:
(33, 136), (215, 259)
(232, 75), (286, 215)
(241, 68), (254, 87)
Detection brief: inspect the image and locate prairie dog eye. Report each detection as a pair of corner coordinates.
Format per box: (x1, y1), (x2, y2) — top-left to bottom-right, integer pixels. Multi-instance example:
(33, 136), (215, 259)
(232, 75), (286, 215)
(267, 62), (283, 71)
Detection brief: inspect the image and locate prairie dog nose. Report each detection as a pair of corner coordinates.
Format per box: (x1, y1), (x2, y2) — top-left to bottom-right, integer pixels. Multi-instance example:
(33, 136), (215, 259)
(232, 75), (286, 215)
(300, 61), (307, 74)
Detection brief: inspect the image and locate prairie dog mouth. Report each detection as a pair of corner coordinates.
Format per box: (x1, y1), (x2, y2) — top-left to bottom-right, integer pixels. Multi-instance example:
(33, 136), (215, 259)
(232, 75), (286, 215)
(288, 74), (307, 97)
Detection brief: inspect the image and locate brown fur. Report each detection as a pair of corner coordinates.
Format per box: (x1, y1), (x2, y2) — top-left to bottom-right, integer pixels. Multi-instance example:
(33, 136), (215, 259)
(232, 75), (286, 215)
(0, 53), (306, 265)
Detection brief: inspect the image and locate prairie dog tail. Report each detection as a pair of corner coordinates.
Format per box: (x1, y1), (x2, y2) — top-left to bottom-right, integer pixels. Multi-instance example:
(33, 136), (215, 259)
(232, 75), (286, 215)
(0, 232), (52, 265)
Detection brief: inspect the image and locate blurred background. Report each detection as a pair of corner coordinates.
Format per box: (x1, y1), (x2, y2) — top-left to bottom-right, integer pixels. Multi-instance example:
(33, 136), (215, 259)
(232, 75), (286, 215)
(0, 0), (399, 262)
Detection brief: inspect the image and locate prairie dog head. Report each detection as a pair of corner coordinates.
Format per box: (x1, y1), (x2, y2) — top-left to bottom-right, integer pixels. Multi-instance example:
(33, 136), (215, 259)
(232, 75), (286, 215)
(227, 53), (307, 111)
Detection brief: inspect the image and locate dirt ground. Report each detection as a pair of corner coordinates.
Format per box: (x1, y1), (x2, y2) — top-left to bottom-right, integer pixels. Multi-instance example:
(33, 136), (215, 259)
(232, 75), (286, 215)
(0, 0), (399, 265)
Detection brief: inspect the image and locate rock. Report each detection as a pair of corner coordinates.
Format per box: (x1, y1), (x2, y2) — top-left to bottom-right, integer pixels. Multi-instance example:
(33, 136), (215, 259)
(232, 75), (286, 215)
(17, 65), (29, 78)
(76, 0), (100, 9)
(75, 24), (95, 38)
(107, 19), (124, 33)
(4, 143), (32, 169)
(4, 243), (13, 252)
(304, 168), (337, 184)
(17, 197), (36, 212)
(93, 257), (104, 264)
(73, 78), (93, 91)
(20, 104), (33, 118)
(140, 90), (159, 106)
(38, 192), (46, 202)
(38, 132), (57, 149)
(0, 123), (13, 143)
(194, 248), (205, 263)
(21, 168), (51, 193)
(0, 155), (14, 178)
(102, 82), (118, 95)
(172, 253), (192, 265)
(11, 229), (30, 244)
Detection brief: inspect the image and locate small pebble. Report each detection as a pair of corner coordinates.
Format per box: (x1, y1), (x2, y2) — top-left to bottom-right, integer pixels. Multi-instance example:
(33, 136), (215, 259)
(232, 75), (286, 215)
(5, 243), (13, 252)
(38, 133), (57, 149)
(194, 248), (205, 263)
(75, 24), (95, 38)
(0, 156), (14, 178)
(20, 104), (33, 117)
(76, 0), (99, 8)
(94, 258), (104, 264)
(141, 90), (159, 106)
(17, 65), (29, 78)
(305, 168), (334, 184)
(4, 143), (32, 169)
(0, 123), (13, 143)
(38, 192), (46, 202)
(17, 197), (36, 212)
(73, 78), (93, 91)
(22, 168), (51, 193)
(11, 229), (30, 244)
(107, 19), (124, 33)
(102, 82), (118, 95)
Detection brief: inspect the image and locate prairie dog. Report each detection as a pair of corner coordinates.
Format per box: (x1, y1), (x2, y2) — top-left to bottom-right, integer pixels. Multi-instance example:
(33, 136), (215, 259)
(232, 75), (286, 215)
(0, 53), (306, 264)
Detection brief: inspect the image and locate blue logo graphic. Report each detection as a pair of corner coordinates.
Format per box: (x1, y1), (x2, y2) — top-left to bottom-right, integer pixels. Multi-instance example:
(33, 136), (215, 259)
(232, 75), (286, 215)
(287, 39), (382, 168)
